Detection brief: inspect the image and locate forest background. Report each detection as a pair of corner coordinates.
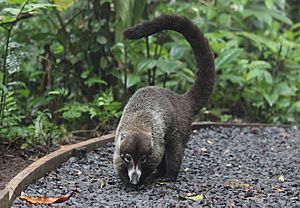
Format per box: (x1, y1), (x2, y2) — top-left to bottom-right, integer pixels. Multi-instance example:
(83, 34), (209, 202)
(0, 0), (299, 148)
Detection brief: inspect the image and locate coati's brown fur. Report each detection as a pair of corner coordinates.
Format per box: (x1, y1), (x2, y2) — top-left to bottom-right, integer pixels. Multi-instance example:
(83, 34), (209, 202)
(113, 15), (215, 185)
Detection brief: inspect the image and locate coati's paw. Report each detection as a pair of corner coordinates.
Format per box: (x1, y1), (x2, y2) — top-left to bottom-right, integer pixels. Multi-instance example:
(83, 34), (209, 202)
(164, 176), (177, 182)
(151, 170), (165, 179)
(164, 170), (179, 182)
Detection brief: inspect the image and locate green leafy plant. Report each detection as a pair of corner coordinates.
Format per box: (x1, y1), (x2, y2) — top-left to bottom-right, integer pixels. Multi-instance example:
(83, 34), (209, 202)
(1, 0), (299, 148)
(0, 91), (25, 141)
(59, 90), (121, 127)
(24, 110), (66, 148)
(146, 0), (300, 123)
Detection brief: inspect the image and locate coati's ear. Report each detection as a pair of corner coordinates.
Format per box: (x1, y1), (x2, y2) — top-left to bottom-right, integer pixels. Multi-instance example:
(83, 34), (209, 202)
(120, 132), (127, 141)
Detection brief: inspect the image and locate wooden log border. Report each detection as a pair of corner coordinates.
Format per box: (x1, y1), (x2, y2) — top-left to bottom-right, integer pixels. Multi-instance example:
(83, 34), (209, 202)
(191, 122), (292, 129)
(0, 122), (294, 207)
(0, 134), (114, 208)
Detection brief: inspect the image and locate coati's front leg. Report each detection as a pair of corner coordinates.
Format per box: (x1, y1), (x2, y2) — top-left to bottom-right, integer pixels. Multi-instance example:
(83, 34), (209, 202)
(138, 166), (156, 184)
(115, 166), (130, 184)
(157, 154), (166, 177)
(163, 139), (185, 181)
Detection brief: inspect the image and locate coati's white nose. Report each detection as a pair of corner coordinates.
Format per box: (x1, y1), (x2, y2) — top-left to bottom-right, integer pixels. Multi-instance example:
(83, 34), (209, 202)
(128, 165), (141, 185)
(129, 172), (139, 185)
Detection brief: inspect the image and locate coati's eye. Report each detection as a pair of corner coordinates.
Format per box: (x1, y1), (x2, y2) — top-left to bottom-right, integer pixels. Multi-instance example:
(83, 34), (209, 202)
(123, 153), (132, 163)
(140, 155), (148, 164)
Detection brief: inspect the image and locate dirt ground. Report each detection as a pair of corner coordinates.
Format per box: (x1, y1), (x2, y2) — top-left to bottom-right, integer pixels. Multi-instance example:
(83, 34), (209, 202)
(0, 130), (109, 190)
(0, 145), (57, 190)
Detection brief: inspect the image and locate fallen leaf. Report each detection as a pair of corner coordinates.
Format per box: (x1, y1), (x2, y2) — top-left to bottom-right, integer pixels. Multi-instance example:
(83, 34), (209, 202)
(19, 193), (74, 205)
(178, 194), (204, 202)
(186, 194), (204, 201)
(226, 178), (253, 189)
(207, 139), (214, 144)
(278, 175), (285, 182)
(157, 181), (170, 185)
(225, 183), (250, 188)
(100, 178), (108, 188)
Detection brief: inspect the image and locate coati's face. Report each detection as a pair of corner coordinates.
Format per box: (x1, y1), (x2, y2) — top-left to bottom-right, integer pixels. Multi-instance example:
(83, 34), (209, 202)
(119, 130), (152, 185)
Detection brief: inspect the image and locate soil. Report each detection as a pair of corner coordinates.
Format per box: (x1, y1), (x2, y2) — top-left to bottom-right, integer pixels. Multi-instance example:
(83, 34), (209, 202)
(0, 145), (58, 190)
(11, 126), (300, 207)
(0, 131), (107, 190)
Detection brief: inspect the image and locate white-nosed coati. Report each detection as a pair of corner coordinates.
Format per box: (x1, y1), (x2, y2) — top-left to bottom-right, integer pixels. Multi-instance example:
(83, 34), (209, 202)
(113, 15), (215, 185)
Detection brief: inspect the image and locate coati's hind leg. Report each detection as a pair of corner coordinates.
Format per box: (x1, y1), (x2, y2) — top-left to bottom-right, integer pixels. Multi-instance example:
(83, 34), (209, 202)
(164, 138), (186, 181)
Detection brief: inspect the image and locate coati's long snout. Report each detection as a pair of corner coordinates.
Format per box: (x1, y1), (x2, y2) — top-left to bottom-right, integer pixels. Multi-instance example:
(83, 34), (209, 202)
(128, 162), (142, 185)
(113, 15), (215, 185)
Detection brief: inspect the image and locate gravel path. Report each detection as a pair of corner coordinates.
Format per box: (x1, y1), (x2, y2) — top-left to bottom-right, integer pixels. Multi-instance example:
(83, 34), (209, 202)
(13, 126), (300, 207)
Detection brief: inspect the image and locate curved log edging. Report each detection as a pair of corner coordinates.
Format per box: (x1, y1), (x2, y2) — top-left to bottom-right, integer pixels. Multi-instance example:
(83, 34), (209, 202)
(0, 122), (294, 207)
(0, 190), (9, 208)
(0, 134), (114, 208)
(192, 122), (292, 129)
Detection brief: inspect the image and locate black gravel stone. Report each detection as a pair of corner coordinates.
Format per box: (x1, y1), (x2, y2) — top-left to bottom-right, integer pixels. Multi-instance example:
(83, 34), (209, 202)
(12, 126), (300, 207)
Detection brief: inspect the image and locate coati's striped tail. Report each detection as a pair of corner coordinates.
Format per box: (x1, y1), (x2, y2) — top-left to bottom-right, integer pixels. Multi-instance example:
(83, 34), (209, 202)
(124, 15), (215, 115)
